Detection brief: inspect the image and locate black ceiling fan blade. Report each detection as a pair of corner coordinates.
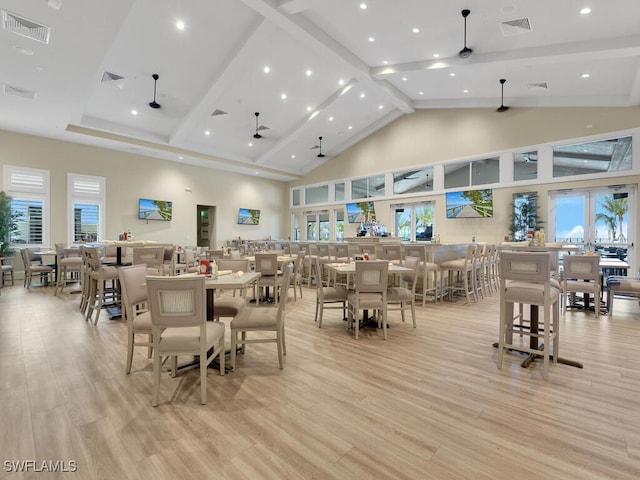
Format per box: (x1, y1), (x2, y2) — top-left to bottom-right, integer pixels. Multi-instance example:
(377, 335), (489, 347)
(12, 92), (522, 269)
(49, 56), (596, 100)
(149, 74), (161, 109)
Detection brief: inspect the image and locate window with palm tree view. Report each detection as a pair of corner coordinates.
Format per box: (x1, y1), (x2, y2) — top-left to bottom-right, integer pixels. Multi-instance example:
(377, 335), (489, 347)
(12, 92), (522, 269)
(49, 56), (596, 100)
(394, 202), (434, 242)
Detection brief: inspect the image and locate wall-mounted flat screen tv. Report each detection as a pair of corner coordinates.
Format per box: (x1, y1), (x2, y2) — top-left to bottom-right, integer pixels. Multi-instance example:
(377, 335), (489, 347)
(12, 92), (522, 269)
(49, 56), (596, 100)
(138, 198), (172, 221)
(445, 189), (493, 218)
(238, 208), (261, 225)
(346, 201), (376, 223)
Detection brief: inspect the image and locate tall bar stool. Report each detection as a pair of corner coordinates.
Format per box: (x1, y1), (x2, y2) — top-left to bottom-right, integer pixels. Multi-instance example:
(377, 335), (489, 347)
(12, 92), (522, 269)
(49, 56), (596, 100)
(403, 244), (441, 305)
(439, 244), (477, 306)
(497, 251), (560, 380)
(54, 243), (83, 295)
(84, 246), (120, 325)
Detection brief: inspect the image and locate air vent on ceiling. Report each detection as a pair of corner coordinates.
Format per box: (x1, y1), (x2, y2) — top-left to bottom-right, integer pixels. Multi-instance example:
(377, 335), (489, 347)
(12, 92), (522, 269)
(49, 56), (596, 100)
(527, 82), (549, 91)
(210, 109), (228, 117)
(3, 84), (36, 100)
(1, 10), (51, 44)
(499, 17), (532, 36)
(101, 71), (125, 89)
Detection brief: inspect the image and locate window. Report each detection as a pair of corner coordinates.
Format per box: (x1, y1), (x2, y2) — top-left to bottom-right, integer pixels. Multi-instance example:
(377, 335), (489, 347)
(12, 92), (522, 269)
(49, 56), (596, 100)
(292, 188), (301, 206)
(335, 208), (344, 241)
(393, 202), (434, 242)
(444, 157), (499, 189)
(68, 174), (105, 243)
(513, 151), (538, 181)
(3, 165), (49, 247)
(305, 185), (329, 205)
(351, 175), (385, 199)
(553, 136), (632, 178)
(335, 182), (345, 202)
(393, 167), (433, 194)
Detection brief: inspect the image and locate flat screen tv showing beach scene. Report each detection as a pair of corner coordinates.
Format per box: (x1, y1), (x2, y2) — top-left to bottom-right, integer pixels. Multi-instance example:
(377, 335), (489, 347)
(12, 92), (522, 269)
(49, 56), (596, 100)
(346, 201), (376, 223)
(445, 189), (493, 218)
(237, 208), (261, 225)
(138, 198), (172, 221)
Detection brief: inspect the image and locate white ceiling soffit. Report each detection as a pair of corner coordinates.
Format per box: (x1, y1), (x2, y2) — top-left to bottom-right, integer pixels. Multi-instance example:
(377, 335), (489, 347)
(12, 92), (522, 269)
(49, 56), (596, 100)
(1, 10), (51, 44)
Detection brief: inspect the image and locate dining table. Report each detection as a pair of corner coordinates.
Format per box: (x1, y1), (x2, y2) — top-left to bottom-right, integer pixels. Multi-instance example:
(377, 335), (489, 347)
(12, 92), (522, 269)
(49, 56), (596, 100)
(204, 270), (261, 320)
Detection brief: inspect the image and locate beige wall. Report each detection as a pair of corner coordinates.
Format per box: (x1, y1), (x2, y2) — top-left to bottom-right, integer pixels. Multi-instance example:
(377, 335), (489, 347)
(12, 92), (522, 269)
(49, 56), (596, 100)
(288, 106), (640, 249)
(0, 130), (287, 247)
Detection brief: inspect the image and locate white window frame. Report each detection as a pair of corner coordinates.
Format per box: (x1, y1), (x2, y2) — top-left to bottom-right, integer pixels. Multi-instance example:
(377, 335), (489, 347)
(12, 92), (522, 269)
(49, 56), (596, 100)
(3, 165), (50, 248)
(67, 173), (106, 244)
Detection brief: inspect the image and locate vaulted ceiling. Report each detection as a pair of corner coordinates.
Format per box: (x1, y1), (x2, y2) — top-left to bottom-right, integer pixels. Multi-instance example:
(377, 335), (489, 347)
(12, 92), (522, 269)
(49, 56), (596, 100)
(1, 0), (639, 181)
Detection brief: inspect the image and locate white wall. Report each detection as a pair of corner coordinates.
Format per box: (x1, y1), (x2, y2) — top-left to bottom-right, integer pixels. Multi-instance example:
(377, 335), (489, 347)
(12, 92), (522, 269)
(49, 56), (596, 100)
(0, 130), (287, 247)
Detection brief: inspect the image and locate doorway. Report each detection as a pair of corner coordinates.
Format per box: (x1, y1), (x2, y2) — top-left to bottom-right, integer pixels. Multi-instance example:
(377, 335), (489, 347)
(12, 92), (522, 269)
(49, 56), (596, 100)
(197, 205), (215, 248)
(549, 185), (635, 266)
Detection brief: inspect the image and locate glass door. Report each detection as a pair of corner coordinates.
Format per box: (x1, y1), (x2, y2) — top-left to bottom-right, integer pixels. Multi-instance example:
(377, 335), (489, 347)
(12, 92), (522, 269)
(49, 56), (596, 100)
(549, 186), (634, 264)
(393, 202), (434, 242)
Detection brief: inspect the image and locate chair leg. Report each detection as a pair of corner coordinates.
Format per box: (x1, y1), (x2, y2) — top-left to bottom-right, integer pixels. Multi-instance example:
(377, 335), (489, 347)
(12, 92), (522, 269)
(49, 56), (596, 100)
(230, 330), (237, 369)
(126, 331), (134, 374)
(200, 353), (207, 404)
(152, 353), (161, 406)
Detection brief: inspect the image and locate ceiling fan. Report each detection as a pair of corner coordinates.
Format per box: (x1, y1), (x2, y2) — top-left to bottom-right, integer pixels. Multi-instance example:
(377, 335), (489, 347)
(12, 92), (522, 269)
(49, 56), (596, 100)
(458, 9), (473, 59)
(496, 78), (509, 112)
(149, 74), (161, 109)
(311, 136), (326, 158)
(253, 112), (270, 139)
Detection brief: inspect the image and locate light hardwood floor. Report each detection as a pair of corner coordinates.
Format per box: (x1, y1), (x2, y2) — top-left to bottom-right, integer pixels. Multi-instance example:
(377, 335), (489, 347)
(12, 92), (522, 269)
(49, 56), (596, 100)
(1, 282), (639, 479)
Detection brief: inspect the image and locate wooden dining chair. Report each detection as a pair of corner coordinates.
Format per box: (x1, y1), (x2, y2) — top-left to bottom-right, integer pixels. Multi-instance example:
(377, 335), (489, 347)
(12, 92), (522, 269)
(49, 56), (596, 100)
(147, 274), (225, 406)
(347, 260), (389, 340)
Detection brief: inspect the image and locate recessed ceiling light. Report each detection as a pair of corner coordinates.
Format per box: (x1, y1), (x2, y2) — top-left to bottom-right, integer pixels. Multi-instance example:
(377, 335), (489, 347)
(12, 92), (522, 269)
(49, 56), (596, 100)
(418, 91), (424, 95)
(281, 93), (287, 100)
(178, 156), (183, 160)
(383, 60), (389, 65)
(204, 130), (210, 135)
(433, 53), (440, 58)
(248, 142), (253, 147)
(348, 125), (353, 130)
(263, 66), (270, 73)
(329, 116), (334, 121)
(360, 93), (366, 99)
(463, 89), (469, 93)
(338, 79), (345, 86)
(291, 154), (296, 159)
(582, 73), (590, 78)
(131, 109), (138, 116)
(368, 37), (375, 42)
(580, 7), (592, 15)
(360, 3), (367, 10)
(402, 77), (408, 81)
(306, 106), (312, 112)
(412, 27), (420, 33)
(449, 73), (456, 77)
(306, 69), (313, 76)
(176, 20), (185, 30)
(378, 105), (384, 110)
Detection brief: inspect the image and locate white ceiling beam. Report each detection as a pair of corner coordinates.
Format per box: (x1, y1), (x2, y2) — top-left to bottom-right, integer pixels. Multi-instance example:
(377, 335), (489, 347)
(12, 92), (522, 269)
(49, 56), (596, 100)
(240, 0), (414, 114)
(255, 79), (359, 166)
(372, 35), (640, 78)
(278, 0), (321, 14)
(169, 17), (271, 146)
